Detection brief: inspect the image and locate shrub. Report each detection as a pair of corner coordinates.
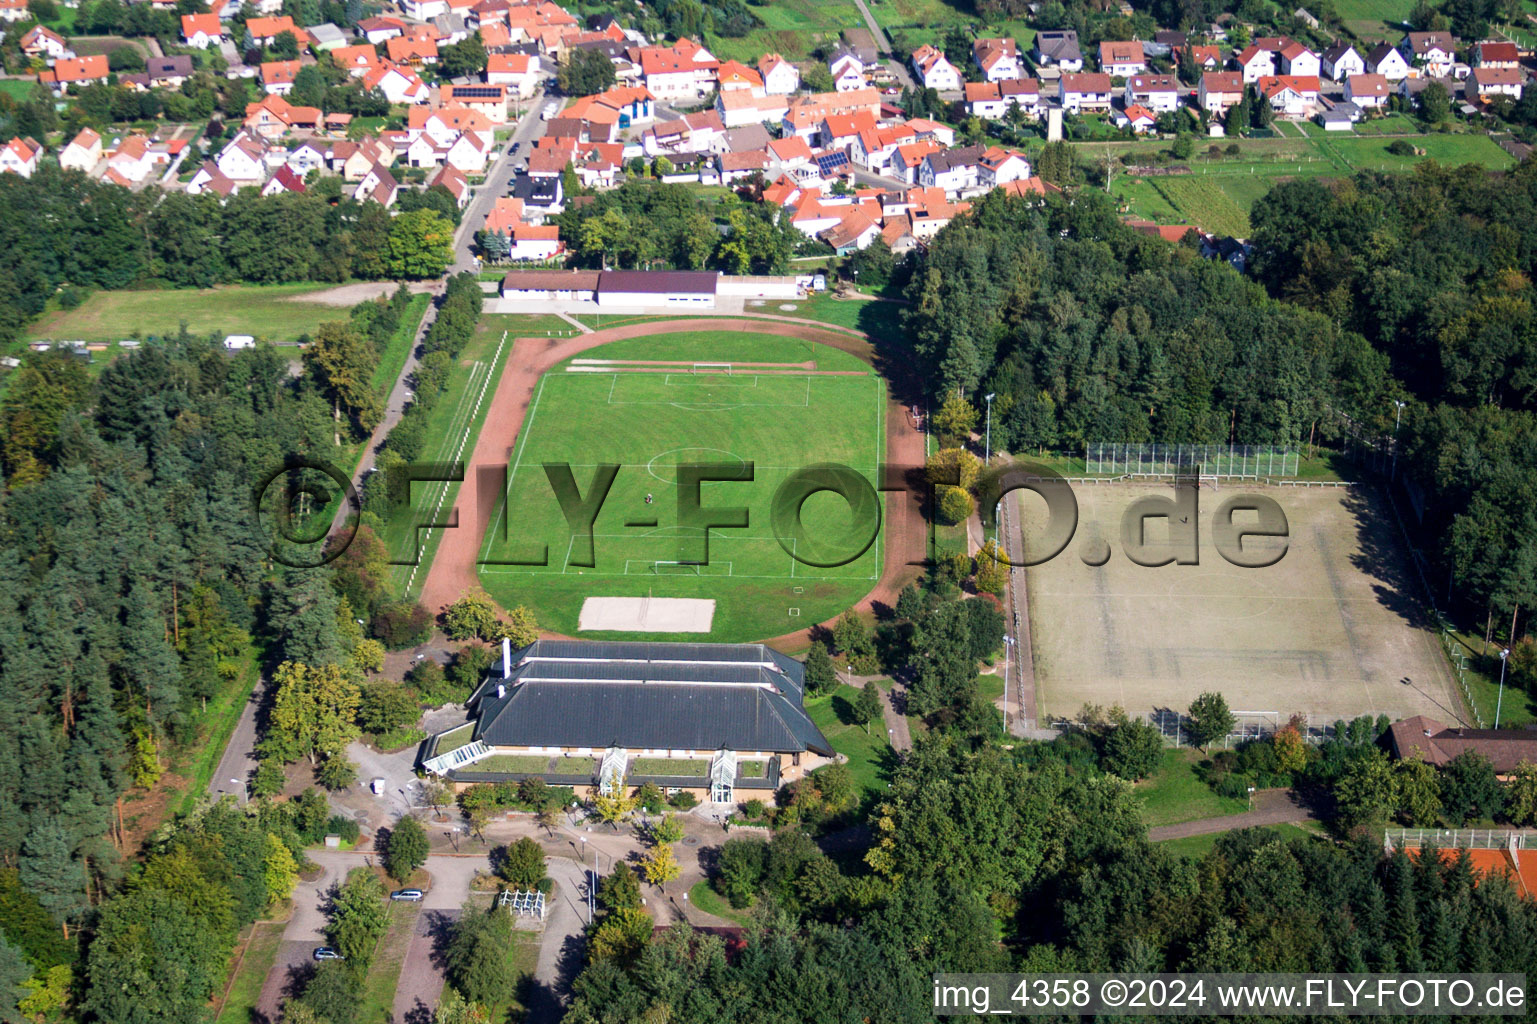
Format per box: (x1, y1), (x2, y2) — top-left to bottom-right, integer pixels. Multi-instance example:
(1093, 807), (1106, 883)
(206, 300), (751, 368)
(1214, 774), (1252, 800)
(1387, 138), (1417, 156)
(326, 814), (361, 843)
(372, 600), (432, 649)
(937, 485), (974, 525)
(742, 798), (766, 820)
(669, 790), (699, 810)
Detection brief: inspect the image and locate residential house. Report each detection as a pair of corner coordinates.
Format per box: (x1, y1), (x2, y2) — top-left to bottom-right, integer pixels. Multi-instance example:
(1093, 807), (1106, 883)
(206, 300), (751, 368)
(821, 208), (879, 254)
(184, 163), (241, 197)
(1128, 73), (1181, 112)
(180, 13), (223, 47)
(890, 140), (943, 184)
(261, 164), (307, 195)
(244, 93), (320, 137)
(1098, 40), (1146, 77)
(332, 44), (380, 76)
(106, 135), (152, 183)
(978, 146), (1031, 187)
(1199, 70), (1245, 113)
(1471, 65), (1523, 100)
(353, 161), (399, 206)
(1111, 103), (1157, 131)
(1473, 41), (1519, 68)
(40, 55), (109, 94)
(1175, 44), (1222, 70)
(306, 23), (347, 50)
(758, 53), (799, 95)
(400, 0), (448, 19)
(485, 53), (540, 96)
(21, 25), (70, 60)
(357, 15), (407, 43)
(782, 88), (881, 139)
(1388, 715), (1537, 778)
(636, 37), (718, 99)
(1344, 72), (1390, 107)
(1367, 43), (1412, 80)
(972, 37), (1021, 81)
(261, 60), (301, 95)
(388, 34), (439, 65)
(59, 127), (101, 172)
(767, 135), (814, 176)
(1402, 31), (1457, 77)
(818, 110), (877, 150)
(718, 149), (769, 183)
(331, 137), (395, 179)
(506, 223), (561, 260)
(829, 46), (866, 91)
(1236, 43), (1276, 82)
(286, 139), (327, 175)
(0, 136), (39, 177)
(1279, 38), (1320, 76)
(1059, 72), (1113, 113)
(145, 55), (193, 89)
(364, 63), (430, 105)
(246, 16), (305, 47)
(1321, 41), (1365, 80)
(1034, 29), (1083, 71)
(428, 164), (469, 208)
(0, 0), (27, 23)
(715, 59), (763, 93)
(1257, 74), (1321, 115)
(717, 90), (789, 127)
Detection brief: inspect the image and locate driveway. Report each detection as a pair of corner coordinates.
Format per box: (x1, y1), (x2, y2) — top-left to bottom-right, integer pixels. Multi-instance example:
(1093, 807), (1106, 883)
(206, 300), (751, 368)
(393, 908), (460, 1024)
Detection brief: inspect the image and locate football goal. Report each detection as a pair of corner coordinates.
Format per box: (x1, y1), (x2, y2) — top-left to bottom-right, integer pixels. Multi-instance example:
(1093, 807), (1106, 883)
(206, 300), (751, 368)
(652, 560), (703, 575)
(692, 362), (733, 375)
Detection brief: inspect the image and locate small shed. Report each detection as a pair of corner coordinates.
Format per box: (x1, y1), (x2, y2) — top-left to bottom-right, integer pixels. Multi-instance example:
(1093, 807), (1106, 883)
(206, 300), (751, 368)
(224, 334), (256, 350)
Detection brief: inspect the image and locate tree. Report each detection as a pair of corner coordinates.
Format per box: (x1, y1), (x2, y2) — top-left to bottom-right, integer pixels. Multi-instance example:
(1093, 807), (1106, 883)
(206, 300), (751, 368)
(385, 209), (454, 279)
(937, 485), (974, 526)
(303, 322), (383, 439)
(1395, 756), (1442, 825)
(1335, 749), (1400, 829)
(649, 813), (684, 846)
(501, 605), (540, 647)
(642, 843), (680, 887)
(442, 590), (503, 641)
(926, 447), (982, 491)
(386, 816), (429, 883)
(587, 906), (652, 962)
(1506, 761), (1537, 826)
(715, 837), (766, 908)
(1273, 724), (1308, 774)
(854, 682), (883, 735)
(497, 837), (545, 890)
(264, 661), (362, 764)
(1419, 79), (1450, 123)
(598, 862), (642, 911)
(1438, 751), (1503, 824)
(974, 540), (1007, 596)
(83, 889), (224, 1024)
(329, 868), (389, 965)
(434, 987), (489, 1024)
(1101, 719), (1163, 780)
(1186, 692), (1235, 751)
(357, 683), (420, 736)
(317, 753), (358, 791)
(803, 644), (836, 695)
(592, 774), (637, 828)
(931, 393), (979, 448)
(445, 905), (516, 1006)
(263, 832), (299, 907)
(438, 31), (487, 78)
(557, 47), (616, 95)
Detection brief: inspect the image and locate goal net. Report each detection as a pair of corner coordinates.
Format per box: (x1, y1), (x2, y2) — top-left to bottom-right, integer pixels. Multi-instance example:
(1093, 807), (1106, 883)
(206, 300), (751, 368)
(1199, 474), (1219, 491)
(692, 362), (733, 376)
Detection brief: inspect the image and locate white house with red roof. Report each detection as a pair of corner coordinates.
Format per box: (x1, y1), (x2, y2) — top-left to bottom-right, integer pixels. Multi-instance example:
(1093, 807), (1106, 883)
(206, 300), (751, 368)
(367, 63), (430, 104)
(353, 162), (399, 206)
(965, 79), (1041, 119)
(40, 55), (108, 94)
(1344, 72), (1390, 106)
(1128, 73), (1180, 112)
(106, 134), (155, 182)
(1111, 103), (1157, 132)
(400, 0), (448, 19)
(0, 136), (40, 177)
(1257, 74), (1321, 115)
(485, 53), (540, 96)
(637, 38), (718, 99)
(59, 127), (101, 172)
(1059, 72), (1113, 112)
(1236, 44), (1276, 82)
(245, 16), (305, 47)
(261, 164), (307, 195)
(180, 13), (223, 47)
(357, 15), (406, 43)
(0, 0), (29, 24)
(1473, 41), (1519, 68)
(758, 53), (799, 95)
(1199, 71), (1245, 112)
(261, 59), (301, 95)
(21, 25), (71, 59)
(1471, 65), (1523, 100)
(911, 45), (962, 91)
(1279, 39), (1320, 76)
(972, 37), (1021, 81)
(1097, 40), (1146, 77)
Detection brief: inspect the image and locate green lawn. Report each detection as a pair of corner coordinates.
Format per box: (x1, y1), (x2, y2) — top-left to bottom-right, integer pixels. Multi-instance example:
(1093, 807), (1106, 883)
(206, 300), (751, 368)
(370, 294), (430, 398)
(0, 80), (37, 100)
(786, 293), (906, 338)
(703, 0), (866, 61)
(632, 757), (709, 776)
(477, 331), (886, 641)
(383, 314), (522, 598)
(1136, 748), (1249, 828)
(1107, 131), (1514, 235)
(688, 878), (754, 926)
(1155, 822), (1322, 861)
(24, 283), (357, 346)
(355, 903), (421, 1024)
(475, 754), (555, 774)
(484, 931), (540, 1023)
(1444, 630), (1537, 728)
(806, 683), (895, 802)
(1332, 0), (1415, 38)
(215, 922), (285, 1024)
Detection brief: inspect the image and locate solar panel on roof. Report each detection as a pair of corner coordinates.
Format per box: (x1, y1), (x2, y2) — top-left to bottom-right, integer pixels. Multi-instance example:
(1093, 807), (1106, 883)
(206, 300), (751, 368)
(452, 85), (503, 97)
(815, 151), (849, 174)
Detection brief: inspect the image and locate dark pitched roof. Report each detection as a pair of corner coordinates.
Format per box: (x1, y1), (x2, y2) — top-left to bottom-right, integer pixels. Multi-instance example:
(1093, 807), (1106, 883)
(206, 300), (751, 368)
(468, 640), (832, 755)
(1389, 715), (1537, 774)
(598, 269), (717, 295)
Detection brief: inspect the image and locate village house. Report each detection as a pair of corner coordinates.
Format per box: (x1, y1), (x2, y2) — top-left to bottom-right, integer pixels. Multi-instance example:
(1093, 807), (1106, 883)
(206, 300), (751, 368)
(1034, 29), (1083, 71)
(486, 53), (541, 96)
(261, 59), (302, 96)
(1199, 70), (1245, 113)
(1111, 104), (1158, 132)
(40, 55), (109, 94)
(1321, 41), (1365, 80)
(1128, 73), (1180, 112)
(829, 46), (867, 91)
(1402, 31), (1457, 77)
(245, 16), (305, 47)
(1344, 72), (1390, 107)
(636, 37), (718, 99)
(0, 136), (40, 177)
(1257, 74), (1321, 116)
(180, 13), (223, 47)
(911, 45), (963, 91)
(965, 78), (1041, 119)
(1472, 41), (1519, 69)
(59, 127), (101, 173)
(1059, 72), (1113, 113)
(353, 161), (399, 206)
(1278, 38), (1320, 76)
(1471, 65), (1523, 100)
(1098, 40), (1146, 77)
(972, 36), (1021, 81)
(21, 24), (71, 60)
(758, 54), (799, 95)
(1367, 43), (1412, 80)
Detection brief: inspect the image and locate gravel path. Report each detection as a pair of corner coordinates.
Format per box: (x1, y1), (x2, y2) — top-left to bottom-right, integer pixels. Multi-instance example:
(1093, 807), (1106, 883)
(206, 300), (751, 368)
(1146, 789), (1316, 841)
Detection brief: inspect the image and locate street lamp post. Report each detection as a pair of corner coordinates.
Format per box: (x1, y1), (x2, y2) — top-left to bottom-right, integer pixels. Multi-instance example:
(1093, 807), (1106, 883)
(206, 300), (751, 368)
(1496, 647), (1512, 728)
(1247, 785), (1256, 812)
(1390, 400), (1406, 481)
(229, 778), (248, 806)
(983, 393), (996, 465)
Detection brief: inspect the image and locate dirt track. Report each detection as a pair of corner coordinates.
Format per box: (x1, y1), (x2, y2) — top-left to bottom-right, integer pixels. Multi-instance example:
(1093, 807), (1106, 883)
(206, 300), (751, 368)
(417, 317), (927, 649)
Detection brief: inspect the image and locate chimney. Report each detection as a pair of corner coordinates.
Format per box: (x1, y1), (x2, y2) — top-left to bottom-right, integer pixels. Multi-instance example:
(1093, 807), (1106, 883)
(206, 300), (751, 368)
(502, 636), (512, 678)
(497, 683), (506, 699)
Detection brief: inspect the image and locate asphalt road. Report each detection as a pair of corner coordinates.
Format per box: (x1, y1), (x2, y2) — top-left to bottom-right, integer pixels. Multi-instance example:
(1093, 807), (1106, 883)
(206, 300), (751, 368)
(452, 86), (549, 275)
(848, 0), (916, 90)
(207, 677), (266, 803)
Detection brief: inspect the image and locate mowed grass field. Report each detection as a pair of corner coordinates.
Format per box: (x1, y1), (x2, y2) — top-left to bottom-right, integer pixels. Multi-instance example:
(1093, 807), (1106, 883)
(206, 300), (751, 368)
(478, 332), (886, 641)
(704, 0), (867, 62)
(25, 283), (357, 345)
(1106, 131), (1514, 235)
(1331, 0), (1416, 39)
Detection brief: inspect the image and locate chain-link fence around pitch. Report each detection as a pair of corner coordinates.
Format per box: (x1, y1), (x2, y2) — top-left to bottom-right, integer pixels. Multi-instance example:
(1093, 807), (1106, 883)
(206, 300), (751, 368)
(1084, 443), (1301, 478)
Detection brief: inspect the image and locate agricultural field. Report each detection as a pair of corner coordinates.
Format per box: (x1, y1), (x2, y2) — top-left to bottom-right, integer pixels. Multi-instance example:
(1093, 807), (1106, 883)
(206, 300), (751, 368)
(1331, 0), (1417, 39)
(705, 0), (867, 62)
(477, 330), (886, 641)
(1106, 130), (1514, 235)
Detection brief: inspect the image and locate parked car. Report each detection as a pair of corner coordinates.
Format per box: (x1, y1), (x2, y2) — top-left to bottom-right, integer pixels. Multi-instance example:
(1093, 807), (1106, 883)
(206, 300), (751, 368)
(313, 948), (344, 961)
(391, 889), (424, 902)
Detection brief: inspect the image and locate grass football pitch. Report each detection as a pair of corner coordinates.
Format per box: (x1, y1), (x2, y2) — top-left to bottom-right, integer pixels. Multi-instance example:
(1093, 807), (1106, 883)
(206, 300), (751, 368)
(478, 332), (886, 641)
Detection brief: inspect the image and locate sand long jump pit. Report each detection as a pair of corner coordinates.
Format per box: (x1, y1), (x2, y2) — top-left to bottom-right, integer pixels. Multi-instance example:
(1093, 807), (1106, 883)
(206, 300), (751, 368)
(1021, 482), (1466, 726)
(578, 597), (716, 632)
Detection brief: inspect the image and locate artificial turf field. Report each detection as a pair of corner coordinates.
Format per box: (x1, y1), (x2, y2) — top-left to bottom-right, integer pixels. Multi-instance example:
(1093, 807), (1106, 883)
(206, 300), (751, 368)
(477, 332), (886, 640)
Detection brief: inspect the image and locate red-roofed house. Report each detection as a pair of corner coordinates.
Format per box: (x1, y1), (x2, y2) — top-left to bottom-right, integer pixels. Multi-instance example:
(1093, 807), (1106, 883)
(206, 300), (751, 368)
(1279, 38), (1320, 76)
(972, 37), (1022, 81)
(1128, 73), (1180, 112)
(0, 136), (40, 177)
(758, 53), (799, 95)
(1471, 65), (1524, 100)
(1111, 103), (1157, 132)
(715, 59), (763, 93)
(636, 37), (718, 99)
(60, 127), (101, 172)
(1388, 716), (1537, 777)
(181, 13), (223, 47)
(388, 34), (438, 65)
(821, 207), (879, 254)
(1257, 74), (1321, 115)
(40, 55), (109, 94)
(357, 15), (406, 43)
(1059, 72), (1113, 112)
(332, 44), (380, 76)
(261, 59), (302, 95)
(1098, 40), (1146, 77)
(21, 25), (71, 60)
(1344, 72), (1390, 106)
(0, 0), (28, 24)
(261, 164), (308, 195)
(246, 16), (305, 47)
(366, 62), (430, 105)
(1473, 41), (1520, 68)
(911, 44), (962, 91)
(1199, 70), (1245, 113)
(486, 53), (540, 96)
